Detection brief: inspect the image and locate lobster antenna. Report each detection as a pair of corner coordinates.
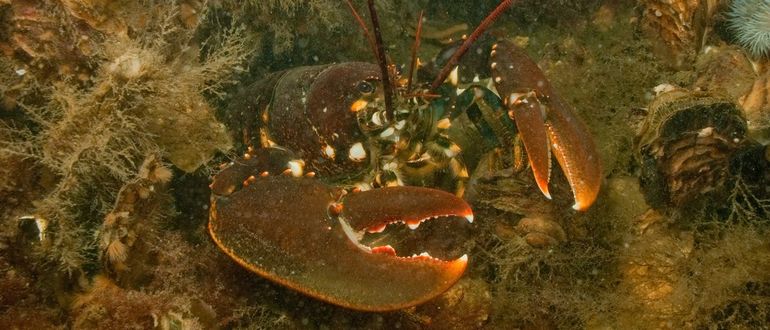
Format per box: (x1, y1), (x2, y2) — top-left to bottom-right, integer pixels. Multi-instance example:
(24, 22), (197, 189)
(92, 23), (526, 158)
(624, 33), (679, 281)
(406, 10), (424, 93)
(429, 0), (516, 91)
(367, 0), (395, 121)
(344, 0), (378, 58)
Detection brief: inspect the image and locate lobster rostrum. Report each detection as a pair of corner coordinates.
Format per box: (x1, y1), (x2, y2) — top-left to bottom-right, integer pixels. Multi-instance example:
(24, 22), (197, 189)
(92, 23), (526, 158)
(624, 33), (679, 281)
(209, 0), (602, 312)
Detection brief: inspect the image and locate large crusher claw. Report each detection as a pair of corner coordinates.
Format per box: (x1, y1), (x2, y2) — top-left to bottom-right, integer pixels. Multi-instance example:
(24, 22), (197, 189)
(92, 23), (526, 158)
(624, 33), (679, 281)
(208, 151), (473, 311)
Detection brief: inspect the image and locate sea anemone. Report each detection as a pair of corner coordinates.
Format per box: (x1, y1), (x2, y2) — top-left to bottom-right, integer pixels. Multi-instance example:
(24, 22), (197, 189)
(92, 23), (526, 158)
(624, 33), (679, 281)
(726, 0), (770, 58)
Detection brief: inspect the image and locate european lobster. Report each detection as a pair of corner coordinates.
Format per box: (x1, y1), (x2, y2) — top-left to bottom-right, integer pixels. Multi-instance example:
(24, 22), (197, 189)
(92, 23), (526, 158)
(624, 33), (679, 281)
(209, 0), (601, 311)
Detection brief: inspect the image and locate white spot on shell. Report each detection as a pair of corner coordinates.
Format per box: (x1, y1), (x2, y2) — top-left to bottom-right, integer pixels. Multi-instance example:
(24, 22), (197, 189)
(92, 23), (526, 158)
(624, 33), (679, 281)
(449, 66), (459, 86)
(348, 142), (367, 162)
(372, 113), (382, 126)
(508, 92), (527, 106)
(354, 182), (373, 191)
(287, 160), (304, 177)
(380, 127), (395, 138)
(445, 143), (461, 158)
(323, 144), (336, 159)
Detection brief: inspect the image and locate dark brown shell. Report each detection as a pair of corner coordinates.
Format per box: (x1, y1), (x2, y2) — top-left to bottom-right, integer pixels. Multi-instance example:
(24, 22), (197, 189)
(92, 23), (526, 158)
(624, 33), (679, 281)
(635, 89), (748, 209)
(222, 63), (381, 178)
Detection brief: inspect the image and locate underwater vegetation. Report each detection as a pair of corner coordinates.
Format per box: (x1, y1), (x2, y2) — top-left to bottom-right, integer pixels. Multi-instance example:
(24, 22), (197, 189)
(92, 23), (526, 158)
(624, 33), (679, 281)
(0, 0), (769, 329)
(1, 0), (247, 272)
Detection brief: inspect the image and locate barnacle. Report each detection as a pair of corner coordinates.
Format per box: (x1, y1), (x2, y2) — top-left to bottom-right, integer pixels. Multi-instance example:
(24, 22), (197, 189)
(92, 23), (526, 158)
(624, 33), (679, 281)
(638, 0), (710, 67)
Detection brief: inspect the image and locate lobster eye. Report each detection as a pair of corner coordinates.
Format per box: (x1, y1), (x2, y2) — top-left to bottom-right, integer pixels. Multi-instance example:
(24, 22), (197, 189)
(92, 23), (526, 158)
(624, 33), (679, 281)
(357, 81), (375, 94)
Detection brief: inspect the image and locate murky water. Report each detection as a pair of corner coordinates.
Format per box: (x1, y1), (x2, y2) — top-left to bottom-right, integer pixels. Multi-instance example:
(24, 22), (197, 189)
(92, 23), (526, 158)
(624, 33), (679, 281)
(1, 0), (769, 328)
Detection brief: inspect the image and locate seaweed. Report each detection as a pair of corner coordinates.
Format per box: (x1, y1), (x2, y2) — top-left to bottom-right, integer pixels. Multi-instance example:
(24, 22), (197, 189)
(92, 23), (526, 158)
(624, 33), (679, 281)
(0, 1), (252, 326)
(0, 0), (251, 270)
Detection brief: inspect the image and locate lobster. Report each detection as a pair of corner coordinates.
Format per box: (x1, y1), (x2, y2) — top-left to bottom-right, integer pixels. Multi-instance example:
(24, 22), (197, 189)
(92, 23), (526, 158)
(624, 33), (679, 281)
(209, 0), (601, 311)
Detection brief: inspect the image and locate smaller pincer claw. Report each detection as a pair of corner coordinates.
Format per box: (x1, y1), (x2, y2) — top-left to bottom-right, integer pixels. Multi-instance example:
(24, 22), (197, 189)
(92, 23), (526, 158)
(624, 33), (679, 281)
(491, 40), (602, 211)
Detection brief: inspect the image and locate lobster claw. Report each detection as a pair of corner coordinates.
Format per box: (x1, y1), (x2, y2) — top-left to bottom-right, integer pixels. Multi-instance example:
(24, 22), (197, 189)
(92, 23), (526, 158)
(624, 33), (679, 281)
(506, 92), (553, 200)
(209, 152), (473, 311)
(491, 40), (602, 211)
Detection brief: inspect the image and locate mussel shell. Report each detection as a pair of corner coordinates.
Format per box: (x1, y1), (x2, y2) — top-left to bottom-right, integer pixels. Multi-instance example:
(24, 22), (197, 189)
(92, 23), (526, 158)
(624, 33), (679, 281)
(635, 89), (748, 209)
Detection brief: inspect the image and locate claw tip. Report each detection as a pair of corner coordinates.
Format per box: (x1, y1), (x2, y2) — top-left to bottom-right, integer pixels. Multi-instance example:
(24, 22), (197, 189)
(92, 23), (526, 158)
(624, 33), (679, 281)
(572, 201), (585, 211)
(534, 177), (552, 201)
(464, 214), (474, 223)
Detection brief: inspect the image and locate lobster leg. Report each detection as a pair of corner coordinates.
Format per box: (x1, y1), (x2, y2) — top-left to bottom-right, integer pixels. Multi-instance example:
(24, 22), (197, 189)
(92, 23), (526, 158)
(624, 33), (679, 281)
(450, 85), (517, 150)
(491, 40), (602, 211)
(441, 84), (529, 174)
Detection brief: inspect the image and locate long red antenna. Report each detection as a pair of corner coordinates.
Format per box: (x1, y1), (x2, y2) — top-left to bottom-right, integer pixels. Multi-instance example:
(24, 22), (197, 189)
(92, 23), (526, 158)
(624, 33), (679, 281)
(367, 0), (394, 121)
(344, 0), (378, 58)
(406, 10), (424, 93)
(429, 0), (516, 91)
